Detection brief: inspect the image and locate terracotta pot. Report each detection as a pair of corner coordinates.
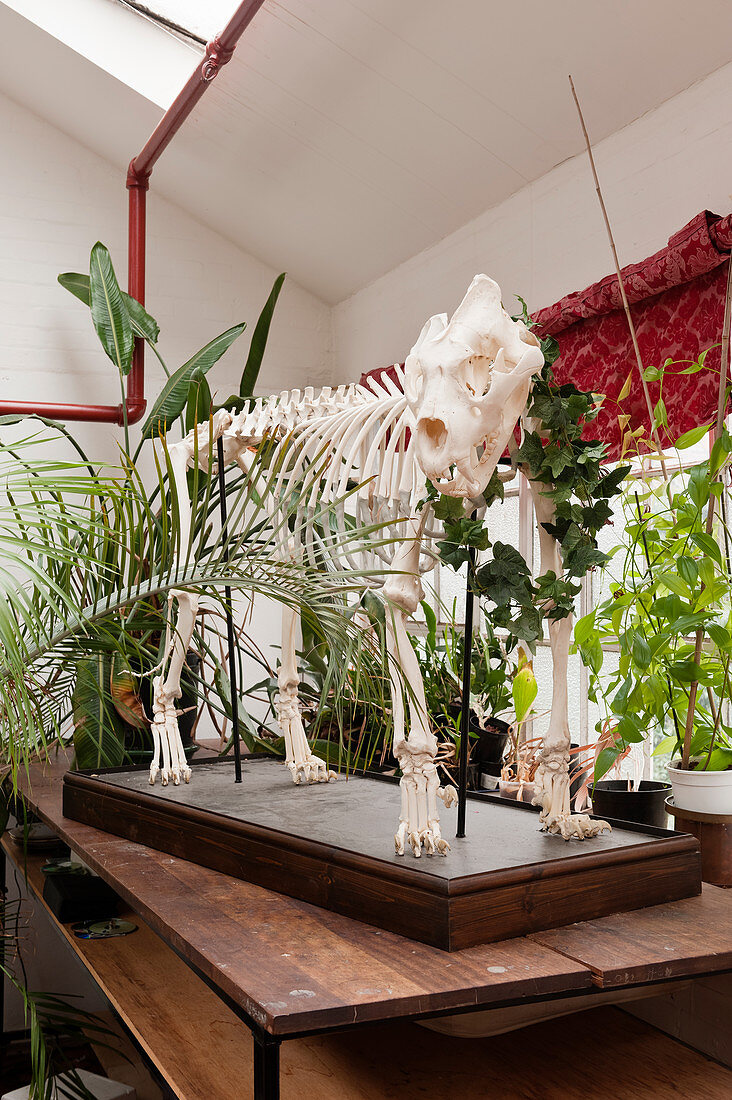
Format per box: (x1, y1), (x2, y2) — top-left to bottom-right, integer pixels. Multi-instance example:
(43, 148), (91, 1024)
(667, 798), (732, 887)
(667, 760), (732, 815)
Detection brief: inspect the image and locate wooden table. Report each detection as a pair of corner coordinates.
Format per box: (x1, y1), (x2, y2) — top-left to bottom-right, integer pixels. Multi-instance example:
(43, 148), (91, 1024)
(6, 753), (732, 1099)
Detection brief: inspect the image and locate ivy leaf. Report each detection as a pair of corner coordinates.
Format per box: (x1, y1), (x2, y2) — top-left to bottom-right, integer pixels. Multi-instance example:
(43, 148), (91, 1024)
(516, 431), (545, 477)
(592, 465), (631, 498)
(432, 494), (466, 522)
(565, 543), (606, 578)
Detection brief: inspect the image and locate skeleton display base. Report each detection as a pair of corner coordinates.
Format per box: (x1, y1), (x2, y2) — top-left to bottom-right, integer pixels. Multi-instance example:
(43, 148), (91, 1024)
(63, 757), (701, 952)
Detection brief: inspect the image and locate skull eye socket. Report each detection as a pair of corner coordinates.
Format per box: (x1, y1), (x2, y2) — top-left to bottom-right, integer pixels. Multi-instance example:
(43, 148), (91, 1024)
(463, 355), (492, 399)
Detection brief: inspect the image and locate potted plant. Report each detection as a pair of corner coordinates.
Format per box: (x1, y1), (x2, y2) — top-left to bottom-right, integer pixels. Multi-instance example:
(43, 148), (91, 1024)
(575, 352), (732, 858)
(48, 243), (287, 769)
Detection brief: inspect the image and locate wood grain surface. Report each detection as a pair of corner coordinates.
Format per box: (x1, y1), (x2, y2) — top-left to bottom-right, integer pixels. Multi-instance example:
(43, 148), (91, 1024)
(531, 884), (732, 987)
(63, 757), (701, 950)
(5, 839), (731, 1100)
(18, 754), (593, 1035)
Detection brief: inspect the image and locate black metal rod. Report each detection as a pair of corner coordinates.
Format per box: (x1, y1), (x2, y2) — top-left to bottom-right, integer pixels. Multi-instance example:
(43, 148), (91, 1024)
(456, 535), (477, 838)
(217, 436), (242, 784)
(0, 843), (6, 1042)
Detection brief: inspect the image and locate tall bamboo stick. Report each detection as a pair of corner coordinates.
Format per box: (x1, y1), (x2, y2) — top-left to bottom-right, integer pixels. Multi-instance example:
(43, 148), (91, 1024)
(569, 76), (669, 482)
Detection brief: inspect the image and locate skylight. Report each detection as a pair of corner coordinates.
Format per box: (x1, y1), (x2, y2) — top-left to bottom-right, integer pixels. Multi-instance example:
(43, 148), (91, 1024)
(3, 0), (205, 108)
(125, 1), (241, 42)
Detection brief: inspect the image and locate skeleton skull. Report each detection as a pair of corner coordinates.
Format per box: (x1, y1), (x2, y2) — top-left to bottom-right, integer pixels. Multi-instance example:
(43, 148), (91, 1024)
(405, 275), (544, 498)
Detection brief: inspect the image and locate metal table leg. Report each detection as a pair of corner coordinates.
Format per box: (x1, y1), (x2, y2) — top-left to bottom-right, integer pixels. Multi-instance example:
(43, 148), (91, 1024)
(253, 1030), (280, 1100)
(0, 843), (6, 1044)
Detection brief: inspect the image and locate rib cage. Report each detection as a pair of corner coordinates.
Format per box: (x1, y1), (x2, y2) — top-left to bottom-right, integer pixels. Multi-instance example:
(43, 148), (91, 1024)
(227, 365), (439, 583)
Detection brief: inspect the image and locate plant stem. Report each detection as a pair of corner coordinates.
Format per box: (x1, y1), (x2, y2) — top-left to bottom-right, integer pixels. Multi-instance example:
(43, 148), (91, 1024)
(681, 256), (732, 767)
(632, 492), (682, 742)
(569, 75), (669, 483)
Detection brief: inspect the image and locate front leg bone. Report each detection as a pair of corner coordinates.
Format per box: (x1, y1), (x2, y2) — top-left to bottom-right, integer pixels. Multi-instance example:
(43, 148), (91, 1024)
(275, 603), (335, 784)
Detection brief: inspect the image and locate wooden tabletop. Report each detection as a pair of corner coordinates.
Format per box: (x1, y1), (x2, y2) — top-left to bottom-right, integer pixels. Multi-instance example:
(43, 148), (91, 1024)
(531, 885), (732, 987)
(7, 834), (732, 1100)
(18, 754), (593, 1036)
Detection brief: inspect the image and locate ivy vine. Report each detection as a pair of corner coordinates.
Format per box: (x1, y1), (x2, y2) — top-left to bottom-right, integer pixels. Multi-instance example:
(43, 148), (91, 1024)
(420, 304), (628, 651)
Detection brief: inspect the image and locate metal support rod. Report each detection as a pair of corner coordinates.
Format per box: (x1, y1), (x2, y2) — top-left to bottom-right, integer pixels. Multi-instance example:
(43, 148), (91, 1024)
(253, 1031), (281, 1100)
(456, 530), (477, 838)
(217, 436), (242, 783)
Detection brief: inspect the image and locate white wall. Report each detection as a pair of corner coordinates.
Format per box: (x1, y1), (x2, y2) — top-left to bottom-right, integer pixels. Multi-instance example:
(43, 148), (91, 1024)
(333, 60), (732, 379)
(0, 87), (333, 462)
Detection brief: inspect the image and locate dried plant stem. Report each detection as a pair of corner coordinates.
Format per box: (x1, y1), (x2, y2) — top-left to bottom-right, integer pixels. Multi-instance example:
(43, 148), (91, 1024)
(569, 75), (669, 482)
(681, 256), (732, 768)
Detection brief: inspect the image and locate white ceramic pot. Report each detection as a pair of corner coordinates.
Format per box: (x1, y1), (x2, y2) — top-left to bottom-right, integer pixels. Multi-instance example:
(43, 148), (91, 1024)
(667, 760), (732, 815)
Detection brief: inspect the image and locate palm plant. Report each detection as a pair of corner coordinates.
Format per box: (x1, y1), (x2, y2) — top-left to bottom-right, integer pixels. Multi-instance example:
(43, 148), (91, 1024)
(0, 244), (398, 784)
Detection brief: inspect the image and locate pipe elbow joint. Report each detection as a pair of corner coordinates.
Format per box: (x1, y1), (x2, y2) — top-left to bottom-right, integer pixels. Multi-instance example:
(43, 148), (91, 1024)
(126, 160), (151, 191)
(120, 398), (148, 426)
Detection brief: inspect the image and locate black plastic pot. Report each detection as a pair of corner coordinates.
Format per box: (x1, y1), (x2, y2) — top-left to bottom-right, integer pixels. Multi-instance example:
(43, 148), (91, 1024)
(590, 779), (671, 829)
(476, 717), (510, 767)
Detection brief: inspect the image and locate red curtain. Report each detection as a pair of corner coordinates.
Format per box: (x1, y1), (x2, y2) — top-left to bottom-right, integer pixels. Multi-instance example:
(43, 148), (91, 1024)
(533, 210), (732, 459)
(361, 210), (731, 461)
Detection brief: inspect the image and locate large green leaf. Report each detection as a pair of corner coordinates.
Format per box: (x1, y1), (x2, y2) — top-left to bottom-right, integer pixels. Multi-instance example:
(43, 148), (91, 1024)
(88, 243), (134, 376)
(58, 271), (160, 344)
(185, 368), (213, 434)
(239, 273), (286, 398)
(141, 322), (246, 440)
(72, 655), (127, 769)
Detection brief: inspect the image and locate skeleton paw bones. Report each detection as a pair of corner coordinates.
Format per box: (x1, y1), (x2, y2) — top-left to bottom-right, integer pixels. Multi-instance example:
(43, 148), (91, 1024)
(149, 675), (191, 787)
(394, 751), (457, 858)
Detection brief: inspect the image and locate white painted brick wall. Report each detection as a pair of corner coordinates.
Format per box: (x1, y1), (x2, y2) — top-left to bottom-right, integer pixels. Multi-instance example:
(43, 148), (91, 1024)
(0, 88), (333, 460)
(334, 60), (732, 380)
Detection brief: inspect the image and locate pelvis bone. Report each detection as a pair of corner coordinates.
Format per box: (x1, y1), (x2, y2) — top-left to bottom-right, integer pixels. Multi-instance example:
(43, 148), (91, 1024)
(405, 274), (544, 498)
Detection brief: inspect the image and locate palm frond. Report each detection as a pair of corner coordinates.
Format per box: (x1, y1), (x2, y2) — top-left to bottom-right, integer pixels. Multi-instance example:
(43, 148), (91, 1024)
(0, 425), (400, 787)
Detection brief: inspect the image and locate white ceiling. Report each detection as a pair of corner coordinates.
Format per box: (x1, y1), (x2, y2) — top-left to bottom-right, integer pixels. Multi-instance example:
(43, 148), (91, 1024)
(3, 0), (732, 303)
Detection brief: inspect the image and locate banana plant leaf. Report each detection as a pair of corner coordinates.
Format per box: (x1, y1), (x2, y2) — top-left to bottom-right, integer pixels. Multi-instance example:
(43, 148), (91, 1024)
(140, 322), (246, 440)
(71, 654), (128, 769)
(219, 272), (286, 411)
(57, 271), (160, 344)
(88, 242), (134, 377)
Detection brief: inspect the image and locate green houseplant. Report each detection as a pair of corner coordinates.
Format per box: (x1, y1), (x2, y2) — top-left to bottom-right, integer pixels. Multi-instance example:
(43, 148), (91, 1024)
(45, 243), (287, 767)
(575, 352), (732, 835)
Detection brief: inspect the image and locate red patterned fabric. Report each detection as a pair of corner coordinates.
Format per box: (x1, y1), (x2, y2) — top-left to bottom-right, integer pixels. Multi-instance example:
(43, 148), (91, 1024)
(360, 211), (731, 462)
(534, 210), (732, 459)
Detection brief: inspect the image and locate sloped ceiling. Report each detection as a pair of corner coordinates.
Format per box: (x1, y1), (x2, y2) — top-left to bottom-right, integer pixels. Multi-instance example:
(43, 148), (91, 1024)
(3, 0), (732, 303)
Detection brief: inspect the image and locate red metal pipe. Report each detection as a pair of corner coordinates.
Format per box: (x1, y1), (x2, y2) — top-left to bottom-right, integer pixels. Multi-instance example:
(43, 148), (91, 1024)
(1, 0), (266, 426)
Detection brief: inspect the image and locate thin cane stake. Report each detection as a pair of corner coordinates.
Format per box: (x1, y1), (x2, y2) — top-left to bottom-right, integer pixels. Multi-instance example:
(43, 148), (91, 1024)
(569, 75), (669, 482)
(217, 435), (243, 783)
(456, 518), (477, 839)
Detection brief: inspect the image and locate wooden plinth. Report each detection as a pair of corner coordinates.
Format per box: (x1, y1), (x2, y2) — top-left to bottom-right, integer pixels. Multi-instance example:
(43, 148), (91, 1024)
(667, 797), (732, 887)
(63, 757), (701, 951)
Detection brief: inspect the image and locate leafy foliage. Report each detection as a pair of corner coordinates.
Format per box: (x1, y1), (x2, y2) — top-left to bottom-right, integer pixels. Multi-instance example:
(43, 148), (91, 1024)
(575, 423), (732, 779)
(421, 314), (625, 651)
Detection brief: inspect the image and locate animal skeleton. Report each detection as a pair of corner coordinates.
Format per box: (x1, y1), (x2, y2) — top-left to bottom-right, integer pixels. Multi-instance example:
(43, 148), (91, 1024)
(152, 275), (610, 855)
